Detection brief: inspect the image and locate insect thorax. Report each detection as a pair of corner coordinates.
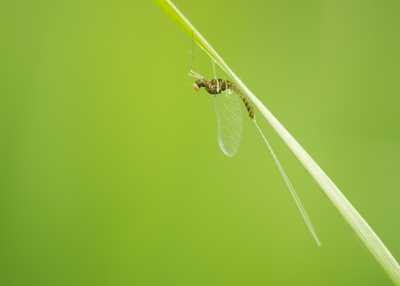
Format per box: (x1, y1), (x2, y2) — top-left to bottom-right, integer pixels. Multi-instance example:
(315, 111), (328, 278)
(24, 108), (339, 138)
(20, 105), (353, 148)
(195, 78), (234, 95)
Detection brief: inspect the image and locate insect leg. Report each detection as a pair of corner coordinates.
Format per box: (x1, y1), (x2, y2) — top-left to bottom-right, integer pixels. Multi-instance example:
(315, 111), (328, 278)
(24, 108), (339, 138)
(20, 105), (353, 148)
(211, 60), (220, 93)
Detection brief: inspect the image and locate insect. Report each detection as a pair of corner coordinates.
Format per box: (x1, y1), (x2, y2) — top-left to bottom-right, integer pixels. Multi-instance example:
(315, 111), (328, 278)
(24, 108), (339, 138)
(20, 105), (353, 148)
(193, 77), (254, 120)
(187, 41), (320, 246)
(188, 65), (253, 156)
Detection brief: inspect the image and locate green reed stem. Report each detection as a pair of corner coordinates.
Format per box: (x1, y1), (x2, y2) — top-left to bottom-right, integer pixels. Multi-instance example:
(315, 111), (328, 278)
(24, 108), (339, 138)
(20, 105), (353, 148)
(153, 1), (400, 284)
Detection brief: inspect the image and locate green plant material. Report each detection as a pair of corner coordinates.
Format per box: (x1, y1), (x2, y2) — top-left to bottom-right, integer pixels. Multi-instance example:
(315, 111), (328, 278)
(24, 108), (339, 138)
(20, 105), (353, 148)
(153, 0), (400, 284)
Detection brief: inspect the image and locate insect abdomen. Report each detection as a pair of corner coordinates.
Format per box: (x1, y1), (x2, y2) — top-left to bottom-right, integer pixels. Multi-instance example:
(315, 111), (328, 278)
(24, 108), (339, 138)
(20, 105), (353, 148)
(229, 82), (255, 120)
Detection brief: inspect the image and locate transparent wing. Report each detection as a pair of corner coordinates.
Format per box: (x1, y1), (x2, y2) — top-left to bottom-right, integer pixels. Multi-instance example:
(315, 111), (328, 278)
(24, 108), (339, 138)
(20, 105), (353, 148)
(211, 90), (243, 156)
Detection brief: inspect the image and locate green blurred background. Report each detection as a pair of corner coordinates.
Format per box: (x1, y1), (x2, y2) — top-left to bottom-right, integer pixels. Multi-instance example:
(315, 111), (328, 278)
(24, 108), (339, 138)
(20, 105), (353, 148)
(1, 0), (400, 285)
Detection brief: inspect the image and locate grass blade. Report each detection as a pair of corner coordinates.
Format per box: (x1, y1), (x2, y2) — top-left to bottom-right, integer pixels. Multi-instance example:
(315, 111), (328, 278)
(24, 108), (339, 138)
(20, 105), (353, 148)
(153, 0), (400, 284)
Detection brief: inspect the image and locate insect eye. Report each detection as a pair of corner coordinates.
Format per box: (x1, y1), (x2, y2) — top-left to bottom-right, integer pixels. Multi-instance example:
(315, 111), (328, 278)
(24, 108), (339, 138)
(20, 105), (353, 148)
(193, 83), (200, 91)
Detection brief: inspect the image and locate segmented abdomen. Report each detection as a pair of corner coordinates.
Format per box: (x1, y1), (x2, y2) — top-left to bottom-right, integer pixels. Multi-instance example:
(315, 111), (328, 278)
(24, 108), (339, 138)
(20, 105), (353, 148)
(201, 78), (255, 120)
(228, 82), (255, 120)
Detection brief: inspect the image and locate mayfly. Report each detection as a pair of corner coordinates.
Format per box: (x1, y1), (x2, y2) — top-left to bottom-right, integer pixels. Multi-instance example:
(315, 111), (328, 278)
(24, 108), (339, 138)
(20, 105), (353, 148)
(189, 65), (253, 156)
(188, 40), (321, 246)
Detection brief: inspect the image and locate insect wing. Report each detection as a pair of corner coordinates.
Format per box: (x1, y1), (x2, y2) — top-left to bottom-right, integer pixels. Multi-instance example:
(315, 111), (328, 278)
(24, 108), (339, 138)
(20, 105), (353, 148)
(211, 91), (243, 156)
